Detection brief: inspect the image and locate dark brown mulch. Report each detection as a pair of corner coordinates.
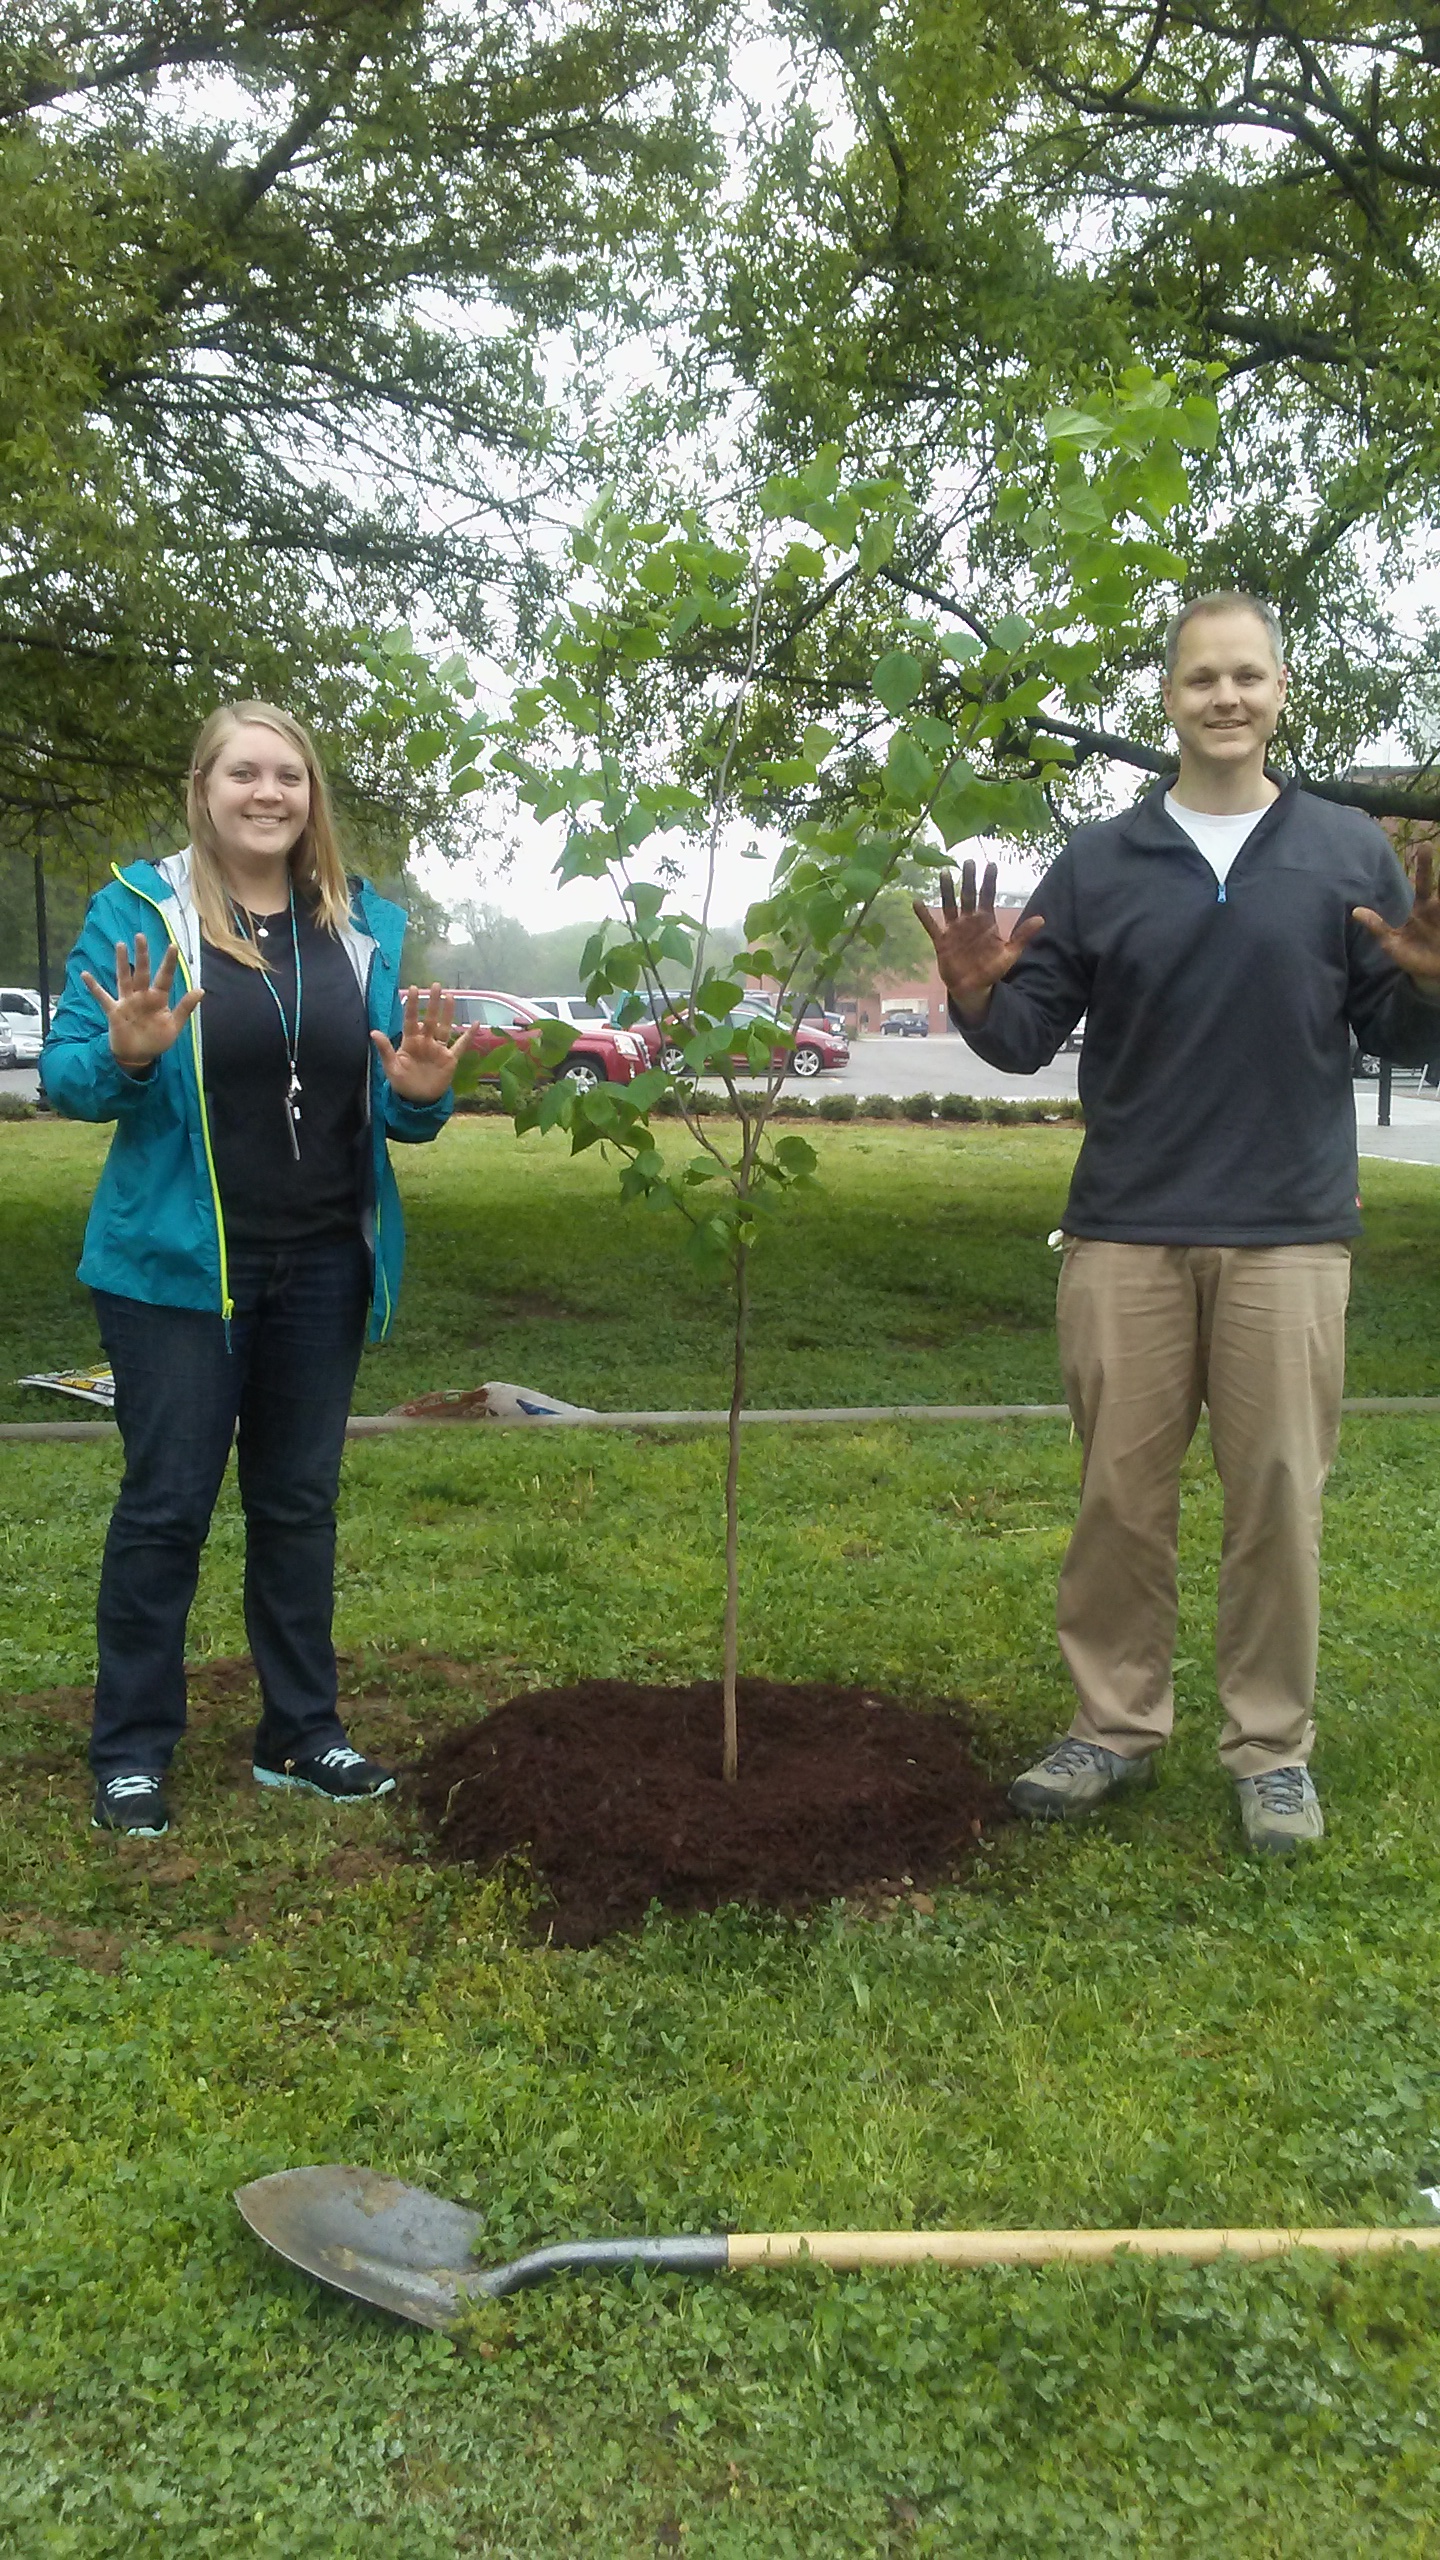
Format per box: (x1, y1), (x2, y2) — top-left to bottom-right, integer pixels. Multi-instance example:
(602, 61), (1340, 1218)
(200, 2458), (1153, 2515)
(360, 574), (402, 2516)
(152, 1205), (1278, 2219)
(409, 1678), (1010, 1946)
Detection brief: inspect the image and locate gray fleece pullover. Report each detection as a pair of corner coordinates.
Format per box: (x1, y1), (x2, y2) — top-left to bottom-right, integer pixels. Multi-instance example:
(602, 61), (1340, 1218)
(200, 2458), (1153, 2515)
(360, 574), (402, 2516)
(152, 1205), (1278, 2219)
(956, 777), (1440, 1244)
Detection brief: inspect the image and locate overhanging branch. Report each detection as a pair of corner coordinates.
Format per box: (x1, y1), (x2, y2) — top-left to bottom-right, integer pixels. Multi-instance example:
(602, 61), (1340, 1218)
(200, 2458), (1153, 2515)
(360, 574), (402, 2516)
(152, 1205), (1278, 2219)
(880, 565), (1440, 821)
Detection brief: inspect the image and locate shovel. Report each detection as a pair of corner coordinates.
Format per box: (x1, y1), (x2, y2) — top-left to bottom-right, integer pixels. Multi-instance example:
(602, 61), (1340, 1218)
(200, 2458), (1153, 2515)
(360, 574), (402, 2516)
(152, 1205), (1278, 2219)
(234, 2166), (1440, 2333)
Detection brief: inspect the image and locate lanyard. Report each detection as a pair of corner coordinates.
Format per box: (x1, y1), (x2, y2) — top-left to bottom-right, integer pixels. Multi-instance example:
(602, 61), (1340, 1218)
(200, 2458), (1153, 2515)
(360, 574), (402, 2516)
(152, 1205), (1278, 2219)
(231, 887), (304, 1159)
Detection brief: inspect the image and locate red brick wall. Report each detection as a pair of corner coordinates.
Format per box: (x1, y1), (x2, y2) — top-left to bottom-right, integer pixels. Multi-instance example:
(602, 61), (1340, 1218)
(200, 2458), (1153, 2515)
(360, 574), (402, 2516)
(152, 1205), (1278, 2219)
(840, 908), (1027, 1034)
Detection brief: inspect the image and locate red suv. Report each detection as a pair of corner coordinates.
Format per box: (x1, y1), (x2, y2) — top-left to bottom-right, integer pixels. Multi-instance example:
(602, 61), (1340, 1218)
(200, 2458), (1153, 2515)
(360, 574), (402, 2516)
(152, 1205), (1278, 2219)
(450, 992), (650, 1094)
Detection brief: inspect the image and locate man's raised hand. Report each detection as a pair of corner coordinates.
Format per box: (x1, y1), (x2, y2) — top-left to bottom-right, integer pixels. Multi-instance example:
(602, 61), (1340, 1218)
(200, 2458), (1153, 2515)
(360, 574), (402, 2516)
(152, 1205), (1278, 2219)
(1354, 848), (1440, 987)
(913, 860), (1045, 1024)
(81, 935), (203, 1071)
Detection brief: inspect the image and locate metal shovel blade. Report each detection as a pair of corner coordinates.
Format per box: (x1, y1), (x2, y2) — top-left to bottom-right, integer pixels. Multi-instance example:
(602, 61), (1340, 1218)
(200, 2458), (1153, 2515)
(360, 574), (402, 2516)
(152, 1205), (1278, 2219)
(234, 2165), (487, 2330)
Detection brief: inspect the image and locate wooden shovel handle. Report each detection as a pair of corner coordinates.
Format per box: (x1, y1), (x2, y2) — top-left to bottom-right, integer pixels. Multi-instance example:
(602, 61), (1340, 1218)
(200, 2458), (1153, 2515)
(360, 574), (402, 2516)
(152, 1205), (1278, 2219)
(726, 2227), (1440, 2271)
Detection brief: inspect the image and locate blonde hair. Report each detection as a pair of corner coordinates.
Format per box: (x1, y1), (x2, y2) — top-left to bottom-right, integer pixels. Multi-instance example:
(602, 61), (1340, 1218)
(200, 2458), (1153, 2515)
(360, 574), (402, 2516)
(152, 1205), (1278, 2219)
(186, 703), (352, 968)
(1164, 590), (1284, 680)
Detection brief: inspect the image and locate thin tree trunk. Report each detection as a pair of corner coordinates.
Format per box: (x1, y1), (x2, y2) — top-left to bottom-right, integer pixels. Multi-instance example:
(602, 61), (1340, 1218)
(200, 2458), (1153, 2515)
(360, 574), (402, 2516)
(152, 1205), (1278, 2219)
(721, 1236), (750, 1783)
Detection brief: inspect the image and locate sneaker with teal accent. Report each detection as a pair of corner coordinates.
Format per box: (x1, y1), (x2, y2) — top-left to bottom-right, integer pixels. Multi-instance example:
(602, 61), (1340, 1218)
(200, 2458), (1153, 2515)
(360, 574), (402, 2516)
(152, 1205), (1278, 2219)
(1235, 1765), (1323, 1855)
(1008, 1737), (1152, 1822)
(252, 1744), (395, 1802)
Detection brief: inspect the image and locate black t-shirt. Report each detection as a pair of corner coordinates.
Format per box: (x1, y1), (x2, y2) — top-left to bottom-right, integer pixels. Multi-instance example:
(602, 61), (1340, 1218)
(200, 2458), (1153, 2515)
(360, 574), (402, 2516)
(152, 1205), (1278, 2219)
(200, 900), (370, 1247)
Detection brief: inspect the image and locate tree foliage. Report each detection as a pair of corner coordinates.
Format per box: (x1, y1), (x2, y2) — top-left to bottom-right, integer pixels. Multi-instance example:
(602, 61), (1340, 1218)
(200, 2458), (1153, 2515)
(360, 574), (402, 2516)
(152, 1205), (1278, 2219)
(369, 369), (1214, 1773)
(713, 2), (1440, 814)
(831, 883), (936, 994)
(0, 0), (721, 863)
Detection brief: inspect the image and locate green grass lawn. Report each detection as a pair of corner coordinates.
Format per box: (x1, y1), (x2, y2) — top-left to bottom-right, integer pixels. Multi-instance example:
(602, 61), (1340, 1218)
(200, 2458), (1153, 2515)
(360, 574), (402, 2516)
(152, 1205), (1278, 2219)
(5, 1119), (1440, 2555)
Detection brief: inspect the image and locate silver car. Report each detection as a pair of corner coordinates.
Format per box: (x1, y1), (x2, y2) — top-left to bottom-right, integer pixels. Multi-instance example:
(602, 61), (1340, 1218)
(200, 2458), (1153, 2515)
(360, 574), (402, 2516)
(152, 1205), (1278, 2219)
(0, 988), (43, 1064)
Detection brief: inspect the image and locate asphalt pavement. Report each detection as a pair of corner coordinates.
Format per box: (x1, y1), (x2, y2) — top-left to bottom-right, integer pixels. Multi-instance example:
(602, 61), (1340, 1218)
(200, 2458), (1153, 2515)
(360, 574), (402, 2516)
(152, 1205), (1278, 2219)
(760, 1032), (1082, 1106)
(1350, 1080), (1440, 1168)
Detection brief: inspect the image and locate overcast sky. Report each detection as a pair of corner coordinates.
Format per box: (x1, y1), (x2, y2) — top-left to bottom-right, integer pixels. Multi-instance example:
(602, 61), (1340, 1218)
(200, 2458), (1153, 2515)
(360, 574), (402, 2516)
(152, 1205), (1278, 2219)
(412, 799), (1050, 937)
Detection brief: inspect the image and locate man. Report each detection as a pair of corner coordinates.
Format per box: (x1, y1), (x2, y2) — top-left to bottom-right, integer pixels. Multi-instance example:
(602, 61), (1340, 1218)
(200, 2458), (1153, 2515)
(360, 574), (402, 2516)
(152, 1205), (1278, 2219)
(916, 592), (1440, 1853)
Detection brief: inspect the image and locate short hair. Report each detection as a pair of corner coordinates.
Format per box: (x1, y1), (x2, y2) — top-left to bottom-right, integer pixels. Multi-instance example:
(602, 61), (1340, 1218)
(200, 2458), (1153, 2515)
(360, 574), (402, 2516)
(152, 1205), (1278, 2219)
(1164, 590), (1284, 680)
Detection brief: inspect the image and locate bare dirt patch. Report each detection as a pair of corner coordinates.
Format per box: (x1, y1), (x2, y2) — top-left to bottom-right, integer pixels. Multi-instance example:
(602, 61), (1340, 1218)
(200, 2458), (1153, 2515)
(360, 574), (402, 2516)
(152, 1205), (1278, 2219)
(322, 1843), (401, 1888)
(410, 1678), (1010, 1947)
(481, 1287), (607, 1324)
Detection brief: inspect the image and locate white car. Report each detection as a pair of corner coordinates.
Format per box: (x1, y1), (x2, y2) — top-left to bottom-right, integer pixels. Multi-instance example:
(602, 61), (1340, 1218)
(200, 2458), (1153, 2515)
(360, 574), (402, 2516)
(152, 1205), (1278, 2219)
(0, 987), (44, 1063)
(524, 995), (615, 1032)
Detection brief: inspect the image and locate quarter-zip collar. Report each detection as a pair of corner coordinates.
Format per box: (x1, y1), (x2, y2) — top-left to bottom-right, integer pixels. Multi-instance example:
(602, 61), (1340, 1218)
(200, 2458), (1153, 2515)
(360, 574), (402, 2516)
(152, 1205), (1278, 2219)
(1119, 775), (1299, 862)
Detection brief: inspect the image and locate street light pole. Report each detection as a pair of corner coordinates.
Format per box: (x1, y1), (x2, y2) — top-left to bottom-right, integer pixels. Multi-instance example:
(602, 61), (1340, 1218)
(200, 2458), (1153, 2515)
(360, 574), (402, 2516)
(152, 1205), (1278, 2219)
(34, 846), (51, 1036)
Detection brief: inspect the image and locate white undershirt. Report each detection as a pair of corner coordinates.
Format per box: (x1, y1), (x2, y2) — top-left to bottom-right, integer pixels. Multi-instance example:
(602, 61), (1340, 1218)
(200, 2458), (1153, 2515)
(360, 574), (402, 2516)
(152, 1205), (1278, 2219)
(1164, 793), (1271, 887)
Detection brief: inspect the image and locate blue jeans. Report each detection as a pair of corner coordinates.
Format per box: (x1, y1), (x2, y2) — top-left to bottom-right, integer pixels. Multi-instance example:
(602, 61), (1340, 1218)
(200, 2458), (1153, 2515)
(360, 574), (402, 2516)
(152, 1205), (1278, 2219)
(90, 1236), (370, 1779)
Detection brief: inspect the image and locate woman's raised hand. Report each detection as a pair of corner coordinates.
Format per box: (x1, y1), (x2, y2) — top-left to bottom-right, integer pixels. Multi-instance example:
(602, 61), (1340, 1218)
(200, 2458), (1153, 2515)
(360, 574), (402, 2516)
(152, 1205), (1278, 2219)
(81, 936), (203, 1070)
(913, 859), (1045, 1022)
(371, 983), (470, 1102)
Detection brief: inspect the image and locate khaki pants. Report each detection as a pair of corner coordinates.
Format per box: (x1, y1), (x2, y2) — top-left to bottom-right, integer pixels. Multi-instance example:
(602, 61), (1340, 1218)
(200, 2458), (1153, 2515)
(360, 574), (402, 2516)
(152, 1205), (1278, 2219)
(1055, 1241), (1351, 1779)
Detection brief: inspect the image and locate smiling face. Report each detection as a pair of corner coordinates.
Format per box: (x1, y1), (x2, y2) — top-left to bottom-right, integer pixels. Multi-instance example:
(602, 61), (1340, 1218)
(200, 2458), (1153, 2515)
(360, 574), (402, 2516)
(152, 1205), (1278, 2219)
(1161, 606), (1287, 785)
(198, 720), (311, 870)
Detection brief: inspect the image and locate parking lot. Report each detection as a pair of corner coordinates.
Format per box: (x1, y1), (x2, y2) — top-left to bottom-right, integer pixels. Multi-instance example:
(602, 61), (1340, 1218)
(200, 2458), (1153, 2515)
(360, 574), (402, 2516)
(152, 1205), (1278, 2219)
(725, 1030), (1081, 1105)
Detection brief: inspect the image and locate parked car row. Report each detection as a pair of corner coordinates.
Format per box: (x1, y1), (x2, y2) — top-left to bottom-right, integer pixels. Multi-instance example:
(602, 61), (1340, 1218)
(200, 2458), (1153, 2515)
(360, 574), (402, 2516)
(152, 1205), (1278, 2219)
(446, 990), (850, 1089)
(447, 993), (648, 1095)
(651, 999), (849, 1080)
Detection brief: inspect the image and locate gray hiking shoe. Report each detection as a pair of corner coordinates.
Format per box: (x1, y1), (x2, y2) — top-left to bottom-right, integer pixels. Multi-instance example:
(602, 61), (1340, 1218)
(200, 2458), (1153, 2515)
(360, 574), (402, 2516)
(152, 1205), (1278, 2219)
(1009, 1736), (1151, 1822)
(1235, 1765), (1323, 1856)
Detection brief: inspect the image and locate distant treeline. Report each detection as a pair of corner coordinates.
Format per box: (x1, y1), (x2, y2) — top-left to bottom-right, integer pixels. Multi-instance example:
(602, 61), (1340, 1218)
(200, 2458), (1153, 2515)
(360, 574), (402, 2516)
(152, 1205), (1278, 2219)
(421, 901), (748, 1001)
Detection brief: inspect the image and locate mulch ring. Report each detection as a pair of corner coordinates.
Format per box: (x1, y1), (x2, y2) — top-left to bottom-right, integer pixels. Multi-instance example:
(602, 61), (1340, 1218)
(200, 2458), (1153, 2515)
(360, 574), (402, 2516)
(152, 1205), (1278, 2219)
(409, 1678), (1011, 1947)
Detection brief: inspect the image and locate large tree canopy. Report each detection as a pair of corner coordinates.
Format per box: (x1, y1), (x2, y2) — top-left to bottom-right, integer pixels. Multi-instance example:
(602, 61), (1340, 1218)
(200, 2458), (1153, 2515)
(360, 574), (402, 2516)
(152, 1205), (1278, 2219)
(712, 2), (1440, 817)
(1, 0), (719, 854)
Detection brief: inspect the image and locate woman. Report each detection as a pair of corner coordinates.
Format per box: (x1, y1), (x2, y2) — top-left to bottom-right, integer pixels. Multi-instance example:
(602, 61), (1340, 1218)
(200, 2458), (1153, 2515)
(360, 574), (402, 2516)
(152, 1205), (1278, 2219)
(42, 702), (468, 1838)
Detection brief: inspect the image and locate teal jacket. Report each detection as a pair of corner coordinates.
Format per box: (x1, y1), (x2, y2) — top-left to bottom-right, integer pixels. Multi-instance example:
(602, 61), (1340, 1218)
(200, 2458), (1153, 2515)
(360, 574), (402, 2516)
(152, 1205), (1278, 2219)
(41, 852), (452, 1339)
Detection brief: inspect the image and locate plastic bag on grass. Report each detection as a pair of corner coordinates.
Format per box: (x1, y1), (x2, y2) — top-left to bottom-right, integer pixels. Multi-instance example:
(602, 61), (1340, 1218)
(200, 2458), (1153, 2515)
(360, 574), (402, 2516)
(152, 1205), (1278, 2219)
(388, 1381), (597, 1423)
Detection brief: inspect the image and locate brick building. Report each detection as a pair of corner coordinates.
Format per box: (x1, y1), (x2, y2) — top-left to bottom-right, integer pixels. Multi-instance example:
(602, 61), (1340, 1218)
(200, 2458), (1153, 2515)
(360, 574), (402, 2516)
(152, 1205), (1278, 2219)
(840, 906), (1029, 1035)
(1347, 766), (1440, 872)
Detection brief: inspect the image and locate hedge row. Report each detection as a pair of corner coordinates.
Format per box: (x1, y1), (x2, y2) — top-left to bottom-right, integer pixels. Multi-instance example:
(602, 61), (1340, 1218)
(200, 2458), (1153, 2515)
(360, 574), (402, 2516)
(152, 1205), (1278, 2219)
(454, 1088), (1083, 1126)
(3, 1088), (1081, 1129)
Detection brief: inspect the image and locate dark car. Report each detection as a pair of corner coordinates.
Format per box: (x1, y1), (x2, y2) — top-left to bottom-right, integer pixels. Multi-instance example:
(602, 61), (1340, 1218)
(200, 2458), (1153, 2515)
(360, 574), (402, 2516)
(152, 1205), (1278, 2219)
(449, 992), (649, 1094)
(881, 1010), (929, 1037)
